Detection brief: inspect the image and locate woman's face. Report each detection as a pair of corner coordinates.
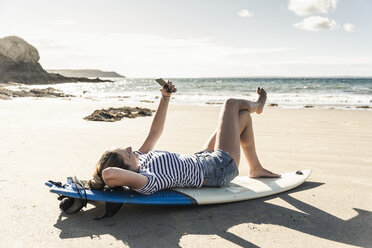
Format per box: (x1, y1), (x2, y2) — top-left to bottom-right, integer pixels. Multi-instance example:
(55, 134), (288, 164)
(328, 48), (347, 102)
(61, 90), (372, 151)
(112, 146), (139, 171)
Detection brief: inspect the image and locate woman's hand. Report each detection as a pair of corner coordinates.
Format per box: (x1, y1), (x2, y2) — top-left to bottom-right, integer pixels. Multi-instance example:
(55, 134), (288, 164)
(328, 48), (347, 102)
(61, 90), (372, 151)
(160, 81), (177, 98)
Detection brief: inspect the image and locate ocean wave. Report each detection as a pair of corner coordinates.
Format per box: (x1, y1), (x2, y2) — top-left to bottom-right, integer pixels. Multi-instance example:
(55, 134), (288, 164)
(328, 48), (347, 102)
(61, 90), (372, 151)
(4, 77), (371, 110)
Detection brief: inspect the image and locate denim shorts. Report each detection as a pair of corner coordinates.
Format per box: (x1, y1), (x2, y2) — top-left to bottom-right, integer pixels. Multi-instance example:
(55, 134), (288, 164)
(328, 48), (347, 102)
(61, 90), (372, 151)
(195, 149), (239, 187)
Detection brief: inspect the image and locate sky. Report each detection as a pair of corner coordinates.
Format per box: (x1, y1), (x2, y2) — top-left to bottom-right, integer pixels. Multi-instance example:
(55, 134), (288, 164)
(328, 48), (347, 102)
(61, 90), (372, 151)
(0, 0), (371, 77)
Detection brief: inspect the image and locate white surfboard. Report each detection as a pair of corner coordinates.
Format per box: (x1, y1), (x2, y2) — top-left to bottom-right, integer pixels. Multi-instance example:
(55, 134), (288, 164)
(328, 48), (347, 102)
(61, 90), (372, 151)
(173, 169), (312, 205)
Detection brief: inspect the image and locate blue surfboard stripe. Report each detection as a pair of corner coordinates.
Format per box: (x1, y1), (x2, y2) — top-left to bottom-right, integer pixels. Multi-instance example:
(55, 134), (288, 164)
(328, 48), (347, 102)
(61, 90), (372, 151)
(45, 181), (197, 205)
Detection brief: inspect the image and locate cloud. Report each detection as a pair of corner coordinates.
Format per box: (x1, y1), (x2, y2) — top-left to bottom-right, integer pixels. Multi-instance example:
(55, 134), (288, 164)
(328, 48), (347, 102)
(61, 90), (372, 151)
(343, 23), (355, 32)
(238, 9), (254, 17)
(294, 16), (339, 31)
(18, 31), (372, 77)
(18, 32), (289, 77)
(288, 0), (338, 16)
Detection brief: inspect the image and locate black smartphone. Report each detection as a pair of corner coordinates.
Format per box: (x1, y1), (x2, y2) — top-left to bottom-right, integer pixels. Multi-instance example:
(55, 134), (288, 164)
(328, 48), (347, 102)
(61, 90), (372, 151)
(155, 78), (172, 92)
(155, 78), (167, 87)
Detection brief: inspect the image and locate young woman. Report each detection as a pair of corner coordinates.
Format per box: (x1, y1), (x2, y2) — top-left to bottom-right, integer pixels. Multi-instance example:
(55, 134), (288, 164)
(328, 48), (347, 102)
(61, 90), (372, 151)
(88, 81), (280, 194)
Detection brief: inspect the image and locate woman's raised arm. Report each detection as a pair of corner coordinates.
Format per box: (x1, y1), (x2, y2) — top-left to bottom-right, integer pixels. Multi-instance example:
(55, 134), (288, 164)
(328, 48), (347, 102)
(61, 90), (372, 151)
(138, 81), (176, 154)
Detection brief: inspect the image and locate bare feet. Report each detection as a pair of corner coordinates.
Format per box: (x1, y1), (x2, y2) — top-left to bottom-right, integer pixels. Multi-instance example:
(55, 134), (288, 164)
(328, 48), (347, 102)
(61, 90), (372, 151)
(256, 87), (267, 114)
(249, 167), (281, 178)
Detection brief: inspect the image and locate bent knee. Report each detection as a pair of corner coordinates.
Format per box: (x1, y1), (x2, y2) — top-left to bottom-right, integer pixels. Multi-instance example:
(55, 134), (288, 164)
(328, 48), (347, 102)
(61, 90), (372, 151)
(224, 98), (238, 107)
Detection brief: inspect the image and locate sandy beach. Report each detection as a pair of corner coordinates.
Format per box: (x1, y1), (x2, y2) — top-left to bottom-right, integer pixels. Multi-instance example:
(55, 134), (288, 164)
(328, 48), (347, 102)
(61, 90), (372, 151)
(0, 98), (371, 248)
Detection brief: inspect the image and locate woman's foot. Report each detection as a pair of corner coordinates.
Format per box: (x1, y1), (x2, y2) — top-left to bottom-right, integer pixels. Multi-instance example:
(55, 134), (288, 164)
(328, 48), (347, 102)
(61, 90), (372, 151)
(256, 87), (267, 114)
(249, 167), (281, 178)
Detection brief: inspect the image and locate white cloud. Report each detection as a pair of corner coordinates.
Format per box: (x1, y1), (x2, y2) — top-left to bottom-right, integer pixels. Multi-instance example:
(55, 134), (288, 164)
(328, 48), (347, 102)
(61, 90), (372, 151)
(14, 32), (289, 77)
(343, 23), (355, 32)
(294, 16), (339, 31)
(288, 0), (338, 16)
(238, 9), (254, 17)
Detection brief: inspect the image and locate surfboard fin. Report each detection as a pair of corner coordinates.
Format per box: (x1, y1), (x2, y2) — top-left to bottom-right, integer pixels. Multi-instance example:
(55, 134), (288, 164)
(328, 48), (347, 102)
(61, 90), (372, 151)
(94, 186), (125, 220)
(94, 202), (123, 220)
(59, 196), (85, 214)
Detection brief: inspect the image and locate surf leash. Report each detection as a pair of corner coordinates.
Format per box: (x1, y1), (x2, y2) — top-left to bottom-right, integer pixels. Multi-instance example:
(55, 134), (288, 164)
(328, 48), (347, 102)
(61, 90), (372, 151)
(71, 176), (88, 207)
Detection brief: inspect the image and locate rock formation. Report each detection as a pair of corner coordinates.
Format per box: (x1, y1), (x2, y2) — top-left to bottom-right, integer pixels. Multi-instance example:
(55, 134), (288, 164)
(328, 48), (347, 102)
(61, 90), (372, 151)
(0, 36), (40, 64)
(0, 86), (75, 100)
(0, 36), (112, 84)
(84, 107), (154, 122)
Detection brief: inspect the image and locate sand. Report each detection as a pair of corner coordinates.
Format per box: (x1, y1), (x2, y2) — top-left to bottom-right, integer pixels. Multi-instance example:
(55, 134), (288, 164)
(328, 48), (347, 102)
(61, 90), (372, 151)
(0, 98), (371, 248)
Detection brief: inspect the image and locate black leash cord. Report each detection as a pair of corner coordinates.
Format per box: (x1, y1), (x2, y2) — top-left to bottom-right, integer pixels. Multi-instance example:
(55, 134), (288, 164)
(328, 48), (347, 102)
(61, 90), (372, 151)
(72, 177), (88, 207)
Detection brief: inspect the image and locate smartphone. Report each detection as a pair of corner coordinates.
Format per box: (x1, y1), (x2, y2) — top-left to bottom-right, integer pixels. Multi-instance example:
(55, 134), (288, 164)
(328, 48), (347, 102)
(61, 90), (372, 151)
(155, 78), (172, 92)
(155, 78), (167, 87)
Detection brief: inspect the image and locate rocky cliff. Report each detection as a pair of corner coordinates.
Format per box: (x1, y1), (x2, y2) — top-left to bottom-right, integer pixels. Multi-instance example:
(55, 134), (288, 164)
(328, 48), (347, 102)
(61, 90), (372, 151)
(0, 36), (112, 84)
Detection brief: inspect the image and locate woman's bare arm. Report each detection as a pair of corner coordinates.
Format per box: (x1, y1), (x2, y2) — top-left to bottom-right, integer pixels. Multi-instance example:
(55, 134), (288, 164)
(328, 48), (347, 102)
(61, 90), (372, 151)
(102, 167), (148, 189)
(138, 81), (176, 154)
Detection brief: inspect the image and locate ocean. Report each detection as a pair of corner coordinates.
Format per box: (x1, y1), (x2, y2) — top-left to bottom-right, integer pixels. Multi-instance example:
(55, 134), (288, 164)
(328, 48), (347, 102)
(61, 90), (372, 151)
(7, 77), (372, 110)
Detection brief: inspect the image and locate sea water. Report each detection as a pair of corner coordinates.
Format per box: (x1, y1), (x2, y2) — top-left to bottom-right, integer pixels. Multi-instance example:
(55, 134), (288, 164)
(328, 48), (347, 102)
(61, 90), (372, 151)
(7, 77), (372, 110)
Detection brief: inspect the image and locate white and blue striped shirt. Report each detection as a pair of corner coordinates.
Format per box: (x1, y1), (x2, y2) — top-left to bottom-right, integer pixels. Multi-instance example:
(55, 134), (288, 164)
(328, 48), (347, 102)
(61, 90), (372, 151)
(133, 150), (204, 194)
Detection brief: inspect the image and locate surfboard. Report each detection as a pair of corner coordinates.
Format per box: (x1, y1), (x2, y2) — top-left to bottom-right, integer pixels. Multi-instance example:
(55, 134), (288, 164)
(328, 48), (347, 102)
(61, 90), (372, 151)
(46, 169), (311, 205)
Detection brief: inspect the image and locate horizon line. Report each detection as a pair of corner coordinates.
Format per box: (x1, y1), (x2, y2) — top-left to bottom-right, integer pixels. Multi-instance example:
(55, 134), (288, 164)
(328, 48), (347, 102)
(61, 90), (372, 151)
(122, 76), (372, 79)
(45, 70), (372, 79)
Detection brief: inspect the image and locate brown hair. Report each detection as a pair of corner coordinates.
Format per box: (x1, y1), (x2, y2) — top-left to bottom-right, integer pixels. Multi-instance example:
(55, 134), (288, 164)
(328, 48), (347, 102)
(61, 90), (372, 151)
(87, 150), (128, 190)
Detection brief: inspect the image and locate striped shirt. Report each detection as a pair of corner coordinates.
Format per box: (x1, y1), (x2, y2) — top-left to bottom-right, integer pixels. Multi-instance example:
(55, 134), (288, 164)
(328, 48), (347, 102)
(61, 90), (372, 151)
(133, 150), (204, 194)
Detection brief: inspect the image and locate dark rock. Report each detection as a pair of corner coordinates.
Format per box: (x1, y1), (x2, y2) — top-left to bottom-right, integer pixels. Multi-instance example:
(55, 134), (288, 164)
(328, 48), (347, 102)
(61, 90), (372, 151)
(0, 36), (113, 85)
(0, 87), (13, 96)
(0, 87), (12, 99)
(12, 90), (35, 97)
(356, 105), (371, 109)
(304, 105), (314, 108)
(269, 103), (278, 107)
(29, 87), (75, 97)
(84, 107), (154, 122)
(0, 85), (75, 99)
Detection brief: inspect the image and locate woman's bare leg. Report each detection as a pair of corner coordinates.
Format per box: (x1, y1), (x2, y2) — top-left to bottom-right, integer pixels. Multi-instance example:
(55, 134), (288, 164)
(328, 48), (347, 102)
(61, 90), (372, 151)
(205, 88), (279, 178)
(239, 110), (280, 178)
(214, 98), (242, 165)
(201, 129), (217, 151)
(201, 87), (267, 151)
